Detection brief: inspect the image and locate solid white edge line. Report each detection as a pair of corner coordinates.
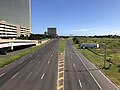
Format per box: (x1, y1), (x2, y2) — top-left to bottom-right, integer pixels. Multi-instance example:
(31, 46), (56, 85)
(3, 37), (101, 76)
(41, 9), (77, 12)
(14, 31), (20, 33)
(73, 46), (102, 90)
(11, 72), (19, 79)
(78, 79), (82, 88)
(0, 73), (5, 77)
(89, 72), (102, 90)
(81, 53), (120, 89)
(41, 73), (45, 79)
(27, 72), (32, 79)
(73, 46), (120, 90)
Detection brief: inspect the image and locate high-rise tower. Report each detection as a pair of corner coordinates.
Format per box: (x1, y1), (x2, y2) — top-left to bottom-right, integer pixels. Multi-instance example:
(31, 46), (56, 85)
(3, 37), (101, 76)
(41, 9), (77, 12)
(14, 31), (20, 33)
(0, 0), (32, 37)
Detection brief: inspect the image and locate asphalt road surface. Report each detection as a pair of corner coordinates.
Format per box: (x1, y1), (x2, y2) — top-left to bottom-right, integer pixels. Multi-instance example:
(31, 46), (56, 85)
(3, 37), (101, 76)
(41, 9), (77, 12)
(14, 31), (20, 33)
(0, 39), (59, 90)
(64, 40), (119, 90)
(0, 39), (119, 90)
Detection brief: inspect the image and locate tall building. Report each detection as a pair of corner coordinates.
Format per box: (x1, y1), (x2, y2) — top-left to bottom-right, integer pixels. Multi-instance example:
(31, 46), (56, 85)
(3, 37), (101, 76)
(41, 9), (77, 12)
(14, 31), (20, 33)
(47, 28), (57, 37)
(0, 0), (31, 38)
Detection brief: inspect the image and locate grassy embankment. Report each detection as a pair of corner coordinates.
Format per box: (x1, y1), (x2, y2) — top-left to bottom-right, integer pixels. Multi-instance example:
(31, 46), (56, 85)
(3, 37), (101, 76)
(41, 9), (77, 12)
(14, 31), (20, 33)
(0, 41), (49, 68)
(71, 37), (120, 86)
(59, 38), (66, 53)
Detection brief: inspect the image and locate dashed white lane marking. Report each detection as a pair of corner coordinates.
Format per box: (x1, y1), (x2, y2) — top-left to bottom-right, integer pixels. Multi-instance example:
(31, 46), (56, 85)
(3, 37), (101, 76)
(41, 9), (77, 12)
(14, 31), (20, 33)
(48, 60), (50, 64)
(51, 54), (53, 57)
(19, 61), (23, 64)
(78, 79), (82, 88)
(38, 61), (41, 64)
(73, 63), (76, 68)
(29, 61), (32, 63)
(11, 72), (19, 79)
(27, 72), (32, 79)
(53, 51), (54, 53)
(71, 56), (73, 59)
(41, 73), (45, 79)
(73, 46), (102, 90)
(0, 73), (5, 77)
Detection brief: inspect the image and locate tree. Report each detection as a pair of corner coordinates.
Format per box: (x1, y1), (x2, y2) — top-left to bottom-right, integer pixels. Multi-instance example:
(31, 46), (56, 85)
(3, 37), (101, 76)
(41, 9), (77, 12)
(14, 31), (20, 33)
(75, 39), (79, 44)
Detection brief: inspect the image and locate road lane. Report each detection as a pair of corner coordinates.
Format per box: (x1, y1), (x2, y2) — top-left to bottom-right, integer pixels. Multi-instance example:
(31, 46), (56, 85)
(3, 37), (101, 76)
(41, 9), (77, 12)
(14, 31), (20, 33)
(0, 39), (59, 90)
(65, 40), (119, 90)
(73, 44), (119, 90)
(65, 40), (102, 90)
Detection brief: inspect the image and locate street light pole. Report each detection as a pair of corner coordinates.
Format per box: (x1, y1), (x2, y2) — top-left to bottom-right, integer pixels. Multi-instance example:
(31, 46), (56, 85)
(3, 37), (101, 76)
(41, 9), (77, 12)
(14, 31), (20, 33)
(104, 43), (107, 68)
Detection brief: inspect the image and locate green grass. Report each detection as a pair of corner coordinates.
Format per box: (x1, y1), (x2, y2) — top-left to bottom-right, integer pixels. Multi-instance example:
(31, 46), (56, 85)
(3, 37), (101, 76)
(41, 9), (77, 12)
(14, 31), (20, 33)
(73, 37), (120, 86)
(0, 41), (49, 68)
(59, 38), (66, 53)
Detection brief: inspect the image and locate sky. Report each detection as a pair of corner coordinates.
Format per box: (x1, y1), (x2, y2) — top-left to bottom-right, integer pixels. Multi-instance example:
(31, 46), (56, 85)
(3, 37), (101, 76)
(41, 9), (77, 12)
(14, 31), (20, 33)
(32, 0), (120, 36)
(0, 0), (30, 27)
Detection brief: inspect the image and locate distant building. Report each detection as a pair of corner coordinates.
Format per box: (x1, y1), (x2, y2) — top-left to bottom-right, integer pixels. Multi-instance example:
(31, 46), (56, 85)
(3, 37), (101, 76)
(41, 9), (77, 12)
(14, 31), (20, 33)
(0, 20), (30, 38)
(80, 43), (99, 49)
(47, 28), (57, 37)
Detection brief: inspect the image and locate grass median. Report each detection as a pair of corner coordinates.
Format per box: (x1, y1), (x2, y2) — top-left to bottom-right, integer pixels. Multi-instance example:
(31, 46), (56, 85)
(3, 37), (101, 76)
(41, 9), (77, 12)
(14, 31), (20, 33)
(0, 41), (49, 68)
(59, 38), (66, 53)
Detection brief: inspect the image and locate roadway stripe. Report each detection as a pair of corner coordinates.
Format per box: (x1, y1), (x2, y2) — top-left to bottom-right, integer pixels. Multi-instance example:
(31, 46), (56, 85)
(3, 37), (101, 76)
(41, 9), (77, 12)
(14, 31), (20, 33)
(89, 72), (102, 90)
(78, 79), (82, 88)
(27, 72), (32, 79)
(48, 60), (50, 64)
(73, 63), (76, 68)
(81, 53), (120, 90)
(71, 56), (73, 59)
(11, 72), (19, 79)
(73, 46), (102, 90)
(19, 61), (23, 64)
(57, 46), (65, 90)
(0, 73), (5, 77)
(41, 73), (45, 79)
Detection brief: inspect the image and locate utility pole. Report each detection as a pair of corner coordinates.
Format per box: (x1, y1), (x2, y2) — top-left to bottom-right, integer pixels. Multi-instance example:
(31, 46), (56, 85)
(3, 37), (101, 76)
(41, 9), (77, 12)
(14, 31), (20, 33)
(103, 43), (107, 68)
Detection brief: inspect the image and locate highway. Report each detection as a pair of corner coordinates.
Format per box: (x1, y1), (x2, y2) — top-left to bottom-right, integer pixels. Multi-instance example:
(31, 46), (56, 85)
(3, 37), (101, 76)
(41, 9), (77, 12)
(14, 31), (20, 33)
(0, 39), (59, 90)
(0, 39), (119, 90)
(64, 40), (119, 90)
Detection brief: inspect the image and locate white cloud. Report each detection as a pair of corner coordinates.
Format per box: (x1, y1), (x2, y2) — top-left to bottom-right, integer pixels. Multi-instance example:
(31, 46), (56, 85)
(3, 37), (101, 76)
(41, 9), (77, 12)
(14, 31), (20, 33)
(72, 28), (92, 32)
(71, 28), (120, 36)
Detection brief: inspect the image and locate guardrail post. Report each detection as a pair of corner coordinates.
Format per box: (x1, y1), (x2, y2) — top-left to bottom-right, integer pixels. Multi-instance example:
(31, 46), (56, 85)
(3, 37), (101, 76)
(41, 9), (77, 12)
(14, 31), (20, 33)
(11, 42), (13, 50)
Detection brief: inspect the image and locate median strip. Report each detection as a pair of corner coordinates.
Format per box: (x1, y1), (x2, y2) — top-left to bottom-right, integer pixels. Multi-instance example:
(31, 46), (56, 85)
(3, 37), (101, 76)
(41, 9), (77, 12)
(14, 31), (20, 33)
(57, 39), (66, 90)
